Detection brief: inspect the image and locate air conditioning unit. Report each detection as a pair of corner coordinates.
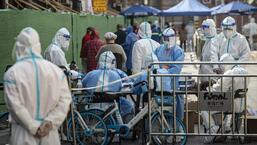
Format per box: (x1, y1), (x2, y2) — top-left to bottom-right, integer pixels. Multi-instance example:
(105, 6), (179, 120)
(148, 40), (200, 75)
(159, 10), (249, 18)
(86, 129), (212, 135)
(202, 0), (211, 4)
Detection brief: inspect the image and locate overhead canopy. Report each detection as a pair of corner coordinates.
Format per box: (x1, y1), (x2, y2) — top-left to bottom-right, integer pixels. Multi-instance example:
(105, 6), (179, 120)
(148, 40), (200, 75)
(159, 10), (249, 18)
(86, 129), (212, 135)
(148, 6), (161, 13)
(212, 1), (257, 15)
(160, 0), (211, 16)
(121, 4), (160, 16)
(210, 4), (224, 11)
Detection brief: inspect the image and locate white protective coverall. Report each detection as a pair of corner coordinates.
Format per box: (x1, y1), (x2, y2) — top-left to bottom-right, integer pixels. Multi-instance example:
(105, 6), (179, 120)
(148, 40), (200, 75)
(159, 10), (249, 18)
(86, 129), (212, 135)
(132, 22), (160, 74)
(211, 16), (251, 72)
(185, 21), (195, 52)
(242, 17), (257, 49)
(44, 27), (71, 67)
(4, 27), (71, 145)
(201, 53), (249, 143)
(199, 19), (218, 82)
(82, 51), (134, 116)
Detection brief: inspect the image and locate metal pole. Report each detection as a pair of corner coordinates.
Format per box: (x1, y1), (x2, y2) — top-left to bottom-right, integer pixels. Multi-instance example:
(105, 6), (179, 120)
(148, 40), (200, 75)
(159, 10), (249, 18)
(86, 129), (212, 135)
(208, 77), (211, 135)
(147, 67), (152, 144)
(161, 76), (164, 135)
(185, 76), (189, 133)
(173, 76), (176, 142)
(197, 77), (200, 134)
(221, 77), (224, 134)
(244, 76), (247, 136)
(70, 103), (77, 145)
(232, 77), (235, 134)
(66, 72), (77, 145)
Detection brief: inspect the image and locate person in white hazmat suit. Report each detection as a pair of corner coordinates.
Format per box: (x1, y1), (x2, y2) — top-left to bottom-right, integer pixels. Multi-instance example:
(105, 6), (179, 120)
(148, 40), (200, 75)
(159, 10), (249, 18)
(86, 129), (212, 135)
(185, 21), (195, 52)
(242, 17), (257, 50)
(82, 51), (134, 118)
(199, 19), (219, 83)
(211, 16), (251, 74)
(132, 22), (160, 74)
(4, 27), (71, 145)
(201, 53), (249, 143)
(44, 27), (71, 67)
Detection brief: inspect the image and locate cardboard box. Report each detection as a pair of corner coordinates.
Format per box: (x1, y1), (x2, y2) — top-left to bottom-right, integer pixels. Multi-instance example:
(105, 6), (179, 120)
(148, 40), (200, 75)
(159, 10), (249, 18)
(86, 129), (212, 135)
(183, 111), (196, 133)
(185, 100), (202, 124)
(186, 101), (198, 111)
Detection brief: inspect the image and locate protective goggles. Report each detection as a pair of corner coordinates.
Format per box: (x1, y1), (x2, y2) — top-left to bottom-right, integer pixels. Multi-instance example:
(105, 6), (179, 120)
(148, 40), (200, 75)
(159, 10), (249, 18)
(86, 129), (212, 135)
(201, 24), (210, 30)
(221, 22), (235, 29)
(163, 34), (175, 41)
(63, 34), (71, 40)
(112, 59), (116, 64)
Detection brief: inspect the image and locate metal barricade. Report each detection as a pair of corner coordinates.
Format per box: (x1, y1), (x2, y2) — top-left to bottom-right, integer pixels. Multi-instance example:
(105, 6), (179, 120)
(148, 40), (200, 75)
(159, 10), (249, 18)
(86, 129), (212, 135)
(59, 66), (77, 145)
(147, 61), (257, 145)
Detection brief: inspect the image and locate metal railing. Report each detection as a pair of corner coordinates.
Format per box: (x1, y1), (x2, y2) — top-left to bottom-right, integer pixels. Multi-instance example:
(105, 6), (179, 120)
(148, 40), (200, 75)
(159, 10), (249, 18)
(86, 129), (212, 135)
(147, 61), (257, 144)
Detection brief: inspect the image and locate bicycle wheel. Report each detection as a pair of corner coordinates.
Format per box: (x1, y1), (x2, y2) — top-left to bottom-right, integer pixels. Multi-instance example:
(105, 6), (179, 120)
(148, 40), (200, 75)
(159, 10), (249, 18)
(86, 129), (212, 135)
(67, 112), (108, 145)
(151, 111), (187, 145)
(84, 108), (116, 145)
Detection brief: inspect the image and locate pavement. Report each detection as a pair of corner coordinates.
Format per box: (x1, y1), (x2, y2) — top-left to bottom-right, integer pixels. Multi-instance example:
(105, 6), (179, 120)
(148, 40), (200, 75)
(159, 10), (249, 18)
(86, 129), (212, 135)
(0, 128), (257, 145)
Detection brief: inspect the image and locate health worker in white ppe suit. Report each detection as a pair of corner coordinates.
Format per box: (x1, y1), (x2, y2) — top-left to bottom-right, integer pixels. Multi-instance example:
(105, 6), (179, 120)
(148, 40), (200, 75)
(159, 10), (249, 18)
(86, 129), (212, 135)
(132, 22), (160, 74)
(44, 27), (71, 67)
(242, 17), (257, 50)
(185, 21), (195, 52)
(155, 27), (185, 124)
(211, 16), (250, 74)
(82, 51), (128, 93)
(4, 27), (71, 145)
(82, 51), (134, 117)
(201, 53), (249, 143)
(199, 19), (219, 82)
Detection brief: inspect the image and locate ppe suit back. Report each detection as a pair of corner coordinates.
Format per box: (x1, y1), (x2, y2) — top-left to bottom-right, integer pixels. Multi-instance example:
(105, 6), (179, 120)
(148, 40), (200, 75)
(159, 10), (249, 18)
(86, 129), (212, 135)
(4, 27), (71, 145)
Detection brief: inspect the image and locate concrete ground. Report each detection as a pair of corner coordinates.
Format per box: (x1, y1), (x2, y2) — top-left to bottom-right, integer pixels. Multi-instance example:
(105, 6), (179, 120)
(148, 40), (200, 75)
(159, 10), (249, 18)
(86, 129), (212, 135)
(0, 128), (256, 145)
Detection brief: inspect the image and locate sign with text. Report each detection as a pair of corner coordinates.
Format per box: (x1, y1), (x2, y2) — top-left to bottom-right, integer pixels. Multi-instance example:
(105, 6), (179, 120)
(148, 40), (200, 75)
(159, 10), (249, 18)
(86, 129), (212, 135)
(93, 0), (107, 13)
(199, 91), (232, 111)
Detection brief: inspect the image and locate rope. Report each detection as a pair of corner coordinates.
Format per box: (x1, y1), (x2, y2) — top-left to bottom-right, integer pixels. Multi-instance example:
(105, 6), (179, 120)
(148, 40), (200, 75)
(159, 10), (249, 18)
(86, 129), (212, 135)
(72, 71), (144, 91)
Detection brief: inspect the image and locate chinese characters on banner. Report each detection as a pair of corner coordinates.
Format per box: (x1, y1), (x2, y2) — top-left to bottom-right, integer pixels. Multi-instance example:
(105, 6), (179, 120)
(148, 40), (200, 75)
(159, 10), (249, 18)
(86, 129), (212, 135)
(93, 0), (108, 13)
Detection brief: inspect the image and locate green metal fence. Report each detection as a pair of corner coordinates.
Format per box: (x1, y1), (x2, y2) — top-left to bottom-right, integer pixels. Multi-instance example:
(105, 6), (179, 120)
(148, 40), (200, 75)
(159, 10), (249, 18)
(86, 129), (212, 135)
(0, 9), (124, 81)
(0, 9), (124, 110)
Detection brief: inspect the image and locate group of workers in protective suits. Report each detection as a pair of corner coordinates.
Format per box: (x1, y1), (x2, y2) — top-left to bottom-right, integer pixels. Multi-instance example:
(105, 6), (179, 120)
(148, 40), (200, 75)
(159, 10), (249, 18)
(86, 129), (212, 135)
(82, 21), (185, 129)
(199, 16), (250, 143)
(3, 15), (252, 145)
